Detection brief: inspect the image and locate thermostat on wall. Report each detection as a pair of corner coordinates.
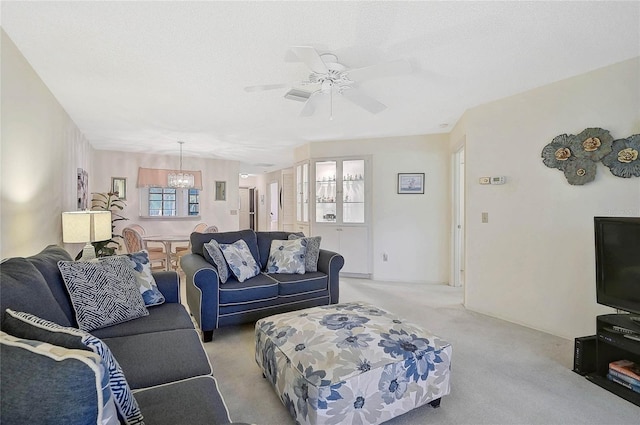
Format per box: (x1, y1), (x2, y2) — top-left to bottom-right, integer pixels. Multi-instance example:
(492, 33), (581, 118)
(491, 176), (506, 185)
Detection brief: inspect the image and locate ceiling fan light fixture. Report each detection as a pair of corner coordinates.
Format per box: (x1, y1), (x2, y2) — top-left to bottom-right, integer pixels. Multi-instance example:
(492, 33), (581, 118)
(284, 89), (312, 102)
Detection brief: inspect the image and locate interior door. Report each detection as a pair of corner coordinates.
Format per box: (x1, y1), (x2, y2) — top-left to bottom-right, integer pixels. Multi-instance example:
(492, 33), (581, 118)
(453, 147), (465, 287)
(269, 181), (279, 231)
(239, 187), (251, 230)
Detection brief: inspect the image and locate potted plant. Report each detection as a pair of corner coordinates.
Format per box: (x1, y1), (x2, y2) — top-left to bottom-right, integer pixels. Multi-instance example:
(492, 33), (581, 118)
(75, 192), (128, 259)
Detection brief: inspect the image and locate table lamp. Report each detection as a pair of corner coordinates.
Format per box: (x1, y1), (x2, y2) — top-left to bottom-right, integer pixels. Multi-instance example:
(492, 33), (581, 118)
(62, 211), (112, 260)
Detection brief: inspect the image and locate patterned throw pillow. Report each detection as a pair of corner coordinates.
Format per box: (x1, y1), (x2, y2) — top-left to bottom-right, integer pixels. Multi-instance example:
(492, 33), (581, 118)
(123, 250), (165, 306)
(267, 239), (306, 274)
(288, 234), (322, 272)
(2, 310), (144, 425)
(203, 240), (230, 284)
(0, 330), (120, 425)
(57, 256), (149, 332)
(218, 239), (260, 283)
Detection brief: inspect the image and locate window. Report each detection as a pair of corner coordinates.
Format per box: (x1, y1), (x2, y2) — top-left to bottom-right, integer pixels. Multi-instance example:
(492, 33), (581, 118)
(188, 189), (199, 216)
(141, 187), (199, 218)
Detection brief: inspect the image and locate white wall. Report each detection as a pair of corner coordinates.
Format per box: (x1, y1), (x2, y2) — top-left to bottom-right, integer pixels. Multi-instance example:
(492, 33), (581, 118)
(1, 30), (92, 258)
(301, 135), (451, 283)
(91, 150), (240, 237)
(457, 57), (640, 339)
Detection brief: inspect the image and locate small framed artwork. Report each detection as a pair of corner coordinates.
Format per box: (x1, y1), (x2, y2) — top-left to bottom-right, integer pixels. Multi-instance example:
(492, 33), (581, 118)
(111, 177), (127, 200)
(77, 168), (89, 210)
(397, 173), (425, 194)
(215, 181), (226, 201)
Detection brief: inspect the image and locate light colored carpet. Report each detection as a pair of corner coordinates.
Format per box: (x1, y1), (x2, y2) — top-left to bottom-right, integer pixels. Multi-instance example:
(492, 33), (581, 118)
(198, 278), (640, 424)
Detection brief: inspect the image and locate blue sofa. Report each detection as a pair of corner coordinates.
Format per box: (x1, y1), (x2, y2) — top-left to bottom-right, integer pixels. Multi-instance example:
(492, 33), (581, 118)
(0, 245), (245, 425)
(180, 230), (344, 342)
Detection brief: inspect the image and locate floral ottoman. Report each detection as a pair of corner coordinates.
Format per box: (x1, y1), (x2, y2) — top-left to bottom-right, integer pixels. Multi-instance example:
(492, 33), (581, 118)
(254, 302), (452, 425)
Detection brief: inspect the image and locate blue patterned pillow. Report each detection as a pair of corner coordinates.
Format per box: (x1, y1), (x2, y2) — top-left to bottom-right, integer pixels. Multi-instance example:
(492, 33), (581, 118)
(219, 239), (260, 283)
(123, 250), (165, 306)
(288, 234), (322, 272)
(203, 240), (230, 284)
(1, 330), (119, 425)
(267, 239), (306, 274)
(58, 256), (149, 332)
(2, 309), (144, 424)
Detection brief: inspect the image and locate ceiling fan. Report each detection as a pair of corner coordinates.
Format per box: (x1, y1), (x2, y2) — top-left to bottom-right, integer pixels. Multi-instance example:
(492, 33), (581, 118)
(245, 46), (412, 118)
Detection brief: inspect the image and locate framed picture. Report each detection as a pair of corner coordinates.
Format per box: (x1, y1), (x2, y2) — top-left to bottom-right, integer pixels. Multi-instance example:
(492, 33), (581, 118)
(77, 168), (89, 210)
(111, 177), (127, 200)
(397, 173), (425, 194)
(215, 181), (226, 201)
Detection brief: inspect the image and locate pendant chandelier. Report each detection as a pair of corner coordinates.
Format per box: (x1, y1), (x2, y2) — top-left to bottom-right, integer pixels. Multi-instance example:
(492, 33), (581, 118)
(168, 141), (194, 188)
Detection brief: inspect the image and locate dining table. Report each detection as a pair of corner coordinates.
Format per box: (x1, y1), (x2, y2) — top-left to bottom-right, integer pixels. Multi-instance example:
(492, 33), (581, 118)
(142, 235), (190, 271)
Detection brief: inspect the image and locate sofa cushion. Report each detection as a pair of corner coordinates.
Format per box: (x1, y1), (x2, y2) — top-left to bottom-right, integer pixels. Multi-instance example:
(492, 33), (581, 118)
(268, 272), (329, 296)
(24, 245), (76, 325)
(288, 234), (322, 272)
(191, 229), (259, 263)
(256, 231), (303, 270)
(219, 273), (279, 305)
(102, 329), (212, 389)
(0, 257), (71, 327)
(91, 303), (195, 339)
(123, 250), (165, 306)
(58, 256), (149, 332)
(203, 239), (230, 284)
(2, 310), (145, 424)
(266, 239), (306, 274)
(219, 239), (261, 283)
(0, 331), (119, 425)
(134, 376), (233, 425)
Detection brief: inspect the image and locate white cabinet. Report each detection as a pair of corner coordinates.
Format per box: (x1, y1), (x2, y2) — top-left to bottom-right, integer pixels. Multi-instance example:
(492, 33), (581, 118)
(314, 158), (366, 224)
(314, 225), (369, 276)
(310, 156), (371, 277)
(294, 161), (310, 235)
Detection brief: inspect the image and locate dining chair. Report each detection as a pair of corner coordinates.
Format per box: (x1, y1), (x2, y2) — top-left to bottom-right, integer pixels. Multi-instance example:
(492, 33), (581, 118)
(122, 227), (166, 270)
(175, 223), (210, 270)
(127, 224), (164, 253)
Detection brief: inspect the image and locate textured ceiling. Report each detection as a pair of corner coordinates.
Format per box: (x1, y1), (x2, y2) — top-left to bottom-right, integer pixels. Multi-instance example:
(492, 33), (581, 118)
(2, 1), (639, 173)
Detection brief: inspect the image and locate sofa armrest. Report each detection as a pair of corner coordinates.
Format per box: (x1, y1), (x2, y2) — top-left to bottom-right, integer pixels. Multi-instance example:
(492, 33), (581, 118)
(180, 254), (221, 338)
(317, 249), (344, 304)
(151, 271), (180, 303)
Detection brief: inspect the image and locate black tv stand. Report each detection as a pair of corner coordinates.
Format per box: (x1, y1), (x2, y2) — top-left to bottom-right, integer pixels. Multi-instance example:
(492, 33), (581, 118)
(586, 314), (640, 407)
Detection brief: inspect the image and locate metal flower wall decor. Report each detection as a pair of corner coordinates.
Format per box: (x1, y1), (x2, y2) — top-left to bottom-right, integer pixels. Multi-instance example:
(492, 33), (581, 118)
(541, 128), (640, 185)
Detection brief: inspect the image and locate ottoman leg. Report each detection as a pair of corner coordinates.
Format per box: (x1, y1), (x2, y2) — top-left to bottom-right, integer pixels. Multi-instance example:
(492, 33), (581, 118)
(429, 398), (442, 408)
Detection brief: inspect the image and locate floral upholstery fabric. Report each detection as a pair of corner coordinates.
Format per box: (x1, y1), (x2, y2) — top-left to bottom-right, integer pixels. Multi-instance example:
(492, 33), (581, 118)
(255, 302), (452, 425)
(266, 239), (306, 274)
(219, 239), (260, 283)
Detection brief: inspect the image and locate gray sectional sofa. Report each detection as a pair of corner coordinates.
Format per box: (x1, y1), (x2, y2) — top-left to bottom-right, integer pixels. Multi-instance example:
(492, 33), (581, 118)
(181, 230), (344, 342)
(0, 245), (245, 425)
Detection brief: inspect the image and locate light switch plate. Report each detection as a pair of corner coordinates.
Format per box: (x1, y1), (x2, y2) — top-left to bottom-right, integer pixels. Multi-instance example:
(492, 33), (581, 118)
(479, 177), (491, 185)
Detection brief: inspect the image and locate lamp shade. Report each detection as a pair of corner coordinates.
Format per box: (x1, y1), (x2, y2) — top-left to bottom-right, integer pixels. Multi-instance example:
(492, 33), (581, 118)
(62, 211), (112, 243)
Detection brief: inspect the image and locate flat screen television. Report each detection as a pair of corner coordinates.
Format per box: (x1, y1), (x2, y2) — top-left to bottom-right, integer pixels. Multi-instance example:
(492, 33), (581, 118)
(594, 217), (640, 315)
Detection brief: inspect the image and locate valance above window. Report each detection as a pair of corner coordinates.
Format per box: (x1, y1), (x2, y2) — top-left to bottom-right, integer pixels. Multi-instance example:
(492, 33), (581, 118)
(137, 167), (203, 190)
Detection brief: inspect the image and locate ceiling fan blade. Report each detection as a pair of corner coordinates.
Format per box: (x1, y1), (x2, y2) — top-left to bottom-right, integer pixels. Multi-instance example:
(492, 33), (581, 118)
(300, 92), (323, 117)
(291, 46), (328, 74)
(244, 83), (289, 93)
(341, 89), (387, 114)
(346, 59), (413, 82)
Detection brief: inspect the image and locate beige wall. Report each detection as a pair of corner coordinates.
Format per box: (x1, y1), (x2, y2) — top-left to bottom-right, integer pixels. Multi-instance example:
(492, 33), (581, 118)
(90, 150), (241, 238)
(456, 57), (640, 339)
(1, 30), (93, 258)
(299, 134), (451, 283)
